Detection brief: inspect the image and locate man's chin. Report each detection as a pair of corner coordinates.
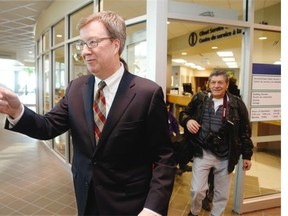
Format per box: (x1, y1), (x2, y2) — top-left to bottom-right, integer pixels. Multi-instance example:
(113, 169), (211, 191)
(212, 92), (224, 98)
(86, 66), (97, 74)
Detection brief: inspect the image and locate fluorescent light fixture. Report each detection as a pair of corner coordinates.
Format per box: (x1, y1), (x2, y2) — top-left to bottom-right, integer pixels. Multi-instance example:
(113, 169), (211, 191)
(217, 51), (233, 57)
(185, 62), (196, 67)
(194, 65), (205, 70)
(56, 34), (63, 38)
(172, 59), (187, 63)
(222, 57), (235, 62)
(259, 36), (267, 40)
(181, 52), (187, 55)
(211, 46), (218, 49)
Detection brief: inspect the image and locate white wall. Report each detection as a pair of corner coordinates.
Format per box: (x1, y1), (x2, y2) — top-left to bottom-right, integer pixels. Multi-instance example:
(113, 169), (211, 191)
(35, 0), (92, 39)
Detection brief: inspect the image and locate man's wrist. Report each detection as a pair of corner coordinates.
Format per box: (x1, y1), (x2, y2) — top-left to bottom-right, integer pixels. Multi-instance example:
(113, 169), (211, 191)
(7, 104), (24, 125)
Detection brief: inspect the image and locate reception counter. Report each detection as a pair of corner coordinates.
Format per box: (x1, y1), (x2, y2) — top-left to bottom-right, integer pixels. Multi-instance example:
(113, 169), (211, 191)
(166, 94), (192, 120)
(166, 93), (192, 107)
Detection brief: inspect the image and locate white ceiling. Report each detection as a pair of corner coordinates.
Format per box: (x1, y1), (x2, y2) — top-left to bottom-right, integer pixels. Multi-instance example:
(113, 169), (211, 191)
(0, 0), (53, 64)
(0, 0), (281, 70)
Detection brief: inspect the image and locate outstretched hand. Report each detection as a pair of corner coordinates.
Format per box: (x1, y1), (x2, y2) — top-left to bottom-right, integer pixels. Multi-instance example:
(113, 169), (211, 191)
(0, 87), (23, 119)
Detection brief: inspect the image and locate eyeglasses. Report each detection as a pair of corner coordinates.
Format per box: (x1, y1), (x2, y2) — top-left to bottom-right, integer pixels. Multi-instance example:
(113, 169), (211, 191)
(75, 37), (112, 51)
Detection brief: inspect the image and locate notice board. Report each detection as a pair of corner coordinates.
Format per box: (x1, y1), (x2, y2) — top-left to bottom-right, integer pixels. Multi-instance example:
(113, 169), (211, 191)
(250, 63), (281, 122)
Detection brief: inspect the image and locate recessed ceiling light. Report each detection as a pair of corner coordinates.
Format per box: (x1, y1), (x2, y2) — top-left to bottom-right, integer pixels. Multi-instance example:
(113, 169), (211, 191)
(222, 57), (235, 62)
(211, 46), (218, 49)
(195, 66), (205, 70)
(172, 59), (187, 63)
(56, 34), (63, 38)
(181, 52), (187, 55)
(185, 62), (195, 67)
(217, 51), (233, 57)
(259, 36), (267, 40)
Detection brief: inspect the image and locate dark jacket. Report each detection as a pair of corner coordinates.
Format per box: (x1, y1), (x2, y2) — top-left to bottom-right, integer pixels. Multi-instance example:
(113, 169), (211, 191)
(179, 91), (253, 173)
(5, 71), (176, 216)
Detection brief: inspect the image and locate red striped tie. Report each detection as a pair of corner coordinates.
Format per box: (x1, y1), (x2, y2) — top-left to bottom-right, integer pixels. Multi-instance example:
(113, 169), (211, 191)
(93, 81), (106, 144)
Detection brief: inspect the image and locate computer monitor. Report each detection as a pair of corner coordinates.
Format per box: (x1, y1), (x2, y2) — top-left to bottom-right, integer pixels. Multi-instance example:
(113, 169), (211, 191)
(182, 83), (193, 94)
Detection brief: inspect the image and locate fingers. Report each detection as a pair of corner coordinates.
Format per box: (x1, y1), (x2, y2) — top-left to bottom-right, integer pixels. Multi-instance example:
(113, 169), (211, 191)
(186, 120), (200, 134)
(0, 87), (22, 117)
(0, 88), (9, 107)
(0, 99), (8, 106)
(243, 160), (252, 171)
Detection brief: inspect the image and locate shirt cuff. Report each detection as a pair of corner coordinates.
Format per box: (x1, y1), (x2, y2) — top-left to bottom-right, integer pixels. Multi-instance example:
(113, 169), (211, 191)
(143, 208), (161, 216)
(7, 104), (24, 128)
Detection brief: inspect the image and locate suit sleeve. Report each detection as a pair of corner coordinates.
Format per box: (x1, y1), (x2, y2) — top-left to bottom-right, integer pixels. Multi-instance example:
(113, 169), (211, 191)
(143, 86), (176, 215)
(5, 84), (71, 140)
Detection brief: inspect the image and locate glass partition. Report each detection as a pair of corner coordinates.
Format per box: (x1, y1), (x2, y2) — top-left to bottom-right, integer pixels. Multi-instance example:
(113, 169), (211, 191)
(43, 53), (52, 148)
(52, 19), (65, 46)
(53, 46), (66, 158)
(53, 47), (65, 106)
(170, 0), (245, 21)
(254, 0), (281, 26)
(126, 22), (147, 77)
(69, 41), (88, 80)
(43, 54), (51, 114)
(168, 21), (242, 95)
(69, 3), (93, 39)
(42, 31), (50, 52)
(102, 0), (146, 19)
(37, 40), (40, 56)
(245, 30), (281, 198)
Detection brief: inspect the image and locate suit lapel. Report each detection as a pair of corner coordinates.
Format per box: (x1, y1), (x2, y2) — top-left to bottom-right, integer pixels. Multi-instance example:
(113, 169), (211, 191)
(82, 75), (97, 150)
(97, 71), (136, 148)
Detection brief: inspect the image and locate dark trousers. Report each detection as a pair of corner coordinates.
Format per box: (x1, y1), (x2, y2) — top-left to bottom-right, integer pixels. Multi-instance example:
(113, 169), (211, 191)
(84, 183), (99, 216)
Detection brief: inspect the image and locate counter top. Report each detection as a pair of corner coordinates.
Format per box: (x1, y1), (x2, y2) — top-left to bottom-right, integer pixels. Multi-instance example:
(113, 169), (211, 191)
(167, 94), (192, 107)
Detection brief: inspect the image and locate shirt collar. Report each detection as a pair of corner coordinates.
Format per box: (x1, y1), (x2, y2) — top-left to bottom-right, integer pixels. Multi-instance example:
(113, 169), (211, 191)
(95, 63), (125, 92)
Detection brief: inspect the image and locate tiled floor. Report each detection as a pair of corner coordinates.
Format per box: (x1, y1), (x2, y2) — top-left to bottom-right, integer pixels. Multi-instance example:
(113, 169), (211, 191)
(0, 115), (281, 216)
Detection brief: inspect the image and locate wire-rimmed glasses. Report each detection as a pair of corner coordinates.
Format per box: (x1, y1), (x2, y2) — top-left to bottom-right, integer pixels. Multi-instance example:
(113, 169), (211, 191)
(75, 37), (112, 51)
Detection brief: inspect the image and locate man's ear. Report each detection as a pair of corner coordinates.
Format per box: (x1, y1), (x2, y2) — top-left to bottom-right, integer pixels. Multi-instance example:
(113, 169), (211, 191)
(113, 39), (120, 54)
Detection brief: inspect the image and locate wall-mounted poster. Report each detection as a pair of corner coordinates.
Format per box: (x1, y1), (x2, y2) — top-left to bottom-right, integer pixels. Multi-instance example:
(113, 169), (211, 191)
(250, 63), (281, 122)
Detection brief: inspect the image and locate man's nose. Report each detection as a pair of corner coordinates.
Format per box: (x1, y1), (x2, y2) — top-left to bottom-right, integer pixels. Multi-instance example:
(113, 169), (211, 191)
(81, 44), (92, 56)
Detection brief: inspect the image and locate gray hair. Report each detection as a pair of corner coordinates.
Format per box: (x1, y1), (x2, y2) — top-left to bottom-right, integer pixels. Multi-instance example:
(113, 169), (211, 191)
(208, 69), (229, 83)
(77, 11), (126, 55)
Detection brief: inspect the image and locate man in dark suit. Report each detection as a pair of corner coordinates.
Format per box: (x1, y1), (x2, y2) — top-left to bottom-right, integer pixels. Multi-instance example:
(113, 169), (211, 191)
(0, 11), (176, 216)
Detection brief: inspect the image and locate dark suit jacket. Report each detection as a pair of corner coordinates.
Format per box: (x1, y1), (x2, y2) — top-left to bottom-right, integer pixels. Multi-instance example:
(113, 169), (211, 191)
(6, 71), (176, 215)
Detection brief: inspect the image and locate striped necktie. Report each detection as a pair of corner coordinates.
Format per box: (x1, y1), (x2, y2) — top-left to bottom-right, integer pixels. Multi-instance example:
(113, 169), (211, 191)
(93, 81), (106, 144)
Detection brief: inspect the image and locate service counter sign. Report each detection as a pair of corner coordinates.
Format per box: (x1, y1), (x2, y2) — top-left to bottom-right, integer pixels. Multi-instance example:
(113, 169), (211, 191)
(188, 26), (242, 47)
(250, 63), (281, 122)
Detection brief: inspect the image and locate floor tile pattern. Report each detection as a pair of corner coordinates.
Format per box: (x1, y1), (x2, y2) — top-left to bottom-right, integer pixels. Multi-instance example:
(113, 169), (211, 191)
(0, 115), (280, 215)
